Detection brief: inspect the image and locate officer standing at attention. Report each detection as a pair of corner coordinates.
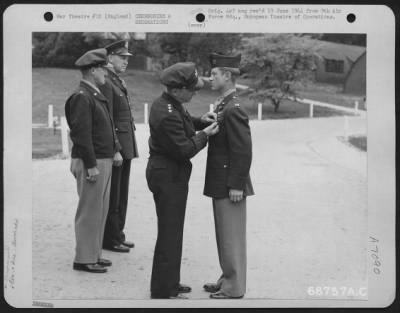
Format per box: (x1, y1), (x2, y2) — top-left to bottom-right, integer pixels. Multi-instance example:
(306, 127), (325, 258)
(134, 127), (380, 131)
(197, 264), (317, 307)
(203, 53), (254, 299)
(65, 48), (123, 273)
(100, 40), (139, 253)
(146, 62), (219, 299)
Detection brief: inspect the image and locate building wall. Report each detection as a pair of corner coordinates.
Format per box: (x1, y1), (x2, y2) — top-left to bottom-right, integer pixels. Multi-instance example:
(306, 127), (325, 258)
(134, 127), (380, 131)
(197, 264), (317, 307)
(344, 53), (366, 95)
(127, 54), (150, 71)
(314, 55), (353, 84)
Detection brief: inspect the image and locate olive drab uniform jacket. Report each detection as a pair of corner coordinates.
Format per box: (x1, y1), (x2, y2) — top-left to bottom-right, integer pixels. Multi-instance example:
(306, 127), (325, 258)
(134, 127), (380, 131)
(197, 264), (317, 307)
(204, 91), (254, 199)
(65, 81), (119, 168)
(100, 68), (139, 160)
(148, 92), (208, 162)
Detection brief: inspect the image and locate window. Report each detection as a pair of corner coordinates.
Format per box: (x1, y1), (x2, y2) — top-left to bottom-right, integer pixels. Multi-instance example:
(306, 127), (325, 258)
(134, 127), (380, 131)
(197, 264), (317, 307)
(325, 59), (344, 73)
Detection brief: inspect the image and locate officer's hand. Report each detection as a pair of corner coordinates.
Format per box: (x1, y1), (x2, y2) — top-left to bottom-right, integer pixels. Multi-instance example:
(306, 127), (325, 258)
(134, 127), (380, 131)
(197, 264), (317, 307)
(113, 152), (123, 167)
(201, 112), (217, 123)
(86, 167), (100, 183)
(203, 122), (219, 136)
(229, 189), (244, 202)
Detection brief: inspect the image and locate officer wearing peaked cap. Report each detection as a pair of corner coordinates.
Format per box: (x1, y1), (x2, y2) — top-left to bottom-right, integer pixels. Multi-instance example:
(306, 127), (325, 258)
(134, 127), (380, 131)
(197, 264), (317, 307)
(100, 40), (139, 253)
(74, 48), (109, 68)
(105, 39), (133, 56)
(146, 62), (219, 299)
(65, 48), (122, 274)
(203, 53), (254, 299)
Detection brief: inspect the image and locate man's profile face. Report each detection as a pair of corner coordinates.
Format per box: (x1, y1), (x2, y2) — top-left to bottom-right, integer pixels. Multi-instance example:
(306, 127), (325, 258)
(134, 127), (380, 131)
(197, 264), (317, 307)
(210, 68), (227, 91)
(93, 66), (107, 86)
(109, 54), (129, 74)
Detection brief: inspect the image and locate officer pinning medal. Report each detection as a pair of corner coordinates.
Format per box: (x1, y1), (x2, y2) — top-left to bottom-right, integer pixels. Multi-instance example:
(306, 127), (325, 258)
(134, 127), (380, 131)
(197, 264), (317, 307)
(146, 62), (219, 299)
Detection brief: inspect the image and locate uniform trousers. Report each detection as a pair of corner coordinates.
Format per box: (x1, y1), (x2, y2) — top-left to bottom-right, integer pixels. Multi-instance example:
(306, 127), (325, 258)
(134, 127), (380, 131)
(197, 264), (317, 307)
(103, 158), (131, 247)
(70, 158), (113, 264)
(146, 158), (192, 298)
(212, 197), (247, 297)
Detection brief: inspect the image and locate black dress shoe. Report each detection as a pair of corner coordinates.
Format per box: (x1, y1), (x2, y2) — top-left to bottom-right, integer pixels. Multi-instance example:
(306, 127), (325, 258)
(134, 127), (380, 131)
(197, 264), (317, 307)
(178, 284), (192, 293)
(97, 258), (112, 267)
(73, 263), (107, 273)
(203, 283), (220, 293)
(103, 244), (130, 253)
(121, 241), (135, 248)
(210, 291), (244, 299)
(151, 294), (188, 299)
(168, 294), (188, 299)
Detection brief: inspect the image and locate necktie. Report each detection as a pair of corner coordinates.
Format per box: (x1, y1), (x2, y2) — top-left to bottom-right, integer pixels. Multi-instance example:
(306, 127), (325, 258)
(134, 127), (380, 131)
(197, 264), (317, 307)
(120, 78), (127, 90)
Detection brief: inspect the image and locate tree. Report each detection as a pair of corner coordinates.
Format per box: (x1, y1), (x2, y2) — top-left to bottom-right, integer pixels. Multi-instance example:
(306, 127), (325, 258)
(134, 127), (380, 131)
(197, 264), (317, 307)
(320, 33), (366, 46)
(187, 33), (242, 75)
(33, 32), (138, 68)
(33, 32), (97, 68)
(32, 33), (59, 67)
(148, 33), (242, 74)
(298, 33), (366, 46)
(82, 32), (131, 47)
(238, 34), (318, 112)
(47, 33), (97, 67)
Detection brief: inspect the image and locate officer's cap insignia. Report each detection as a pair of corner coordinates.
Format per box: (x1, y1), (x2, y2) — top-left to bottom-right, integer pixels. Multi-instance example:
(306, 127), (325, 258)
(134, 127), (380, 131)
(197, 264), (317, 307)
(234, 103), (240, 107)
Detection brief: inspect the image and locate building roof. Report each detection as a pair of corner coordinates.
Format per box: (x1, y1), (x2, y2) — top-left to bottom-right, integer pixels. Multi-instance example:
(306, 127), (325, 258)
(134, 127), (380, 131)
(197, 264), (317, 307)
(314, 41), (366, 63)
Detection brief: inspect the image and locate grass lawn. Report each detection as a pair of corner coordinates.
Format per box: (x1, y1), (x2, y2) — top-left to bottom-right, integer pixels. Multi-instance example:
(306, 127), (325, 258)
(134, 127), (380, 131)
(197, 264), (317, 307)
(33, 67), (362, 158)
(33, 68), (361, 124)
(32, 127), (73, 158)
(33, 128), (61, 158)
(33, 67), (218, 124)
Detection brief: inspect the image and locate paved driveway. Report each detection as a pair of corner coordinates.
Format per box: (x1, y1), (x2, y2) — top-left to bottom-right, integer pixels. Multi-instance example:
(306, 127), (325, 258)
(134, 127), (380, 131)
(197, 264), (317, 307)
(32, 116), (367, 302)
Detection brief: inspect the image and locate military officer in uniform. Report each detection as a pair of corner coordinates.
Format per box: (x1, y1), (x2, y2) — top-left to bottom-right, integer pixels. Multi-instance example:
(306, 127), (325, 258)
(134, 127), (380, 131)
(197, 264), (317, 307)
(203, 53), (254, 298)
(65, 48), (123, 273)
(100, 40), (139, 253)
(146, 62), (219, 299)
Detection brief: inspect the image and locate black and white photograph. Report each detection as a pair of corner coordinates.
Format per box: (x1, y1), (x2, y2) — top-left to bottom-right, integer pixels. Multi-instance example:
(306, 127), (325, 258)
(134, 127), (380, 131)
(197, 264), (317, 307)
(3, 4), (396, 308)
(31, 30), (368, 300)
